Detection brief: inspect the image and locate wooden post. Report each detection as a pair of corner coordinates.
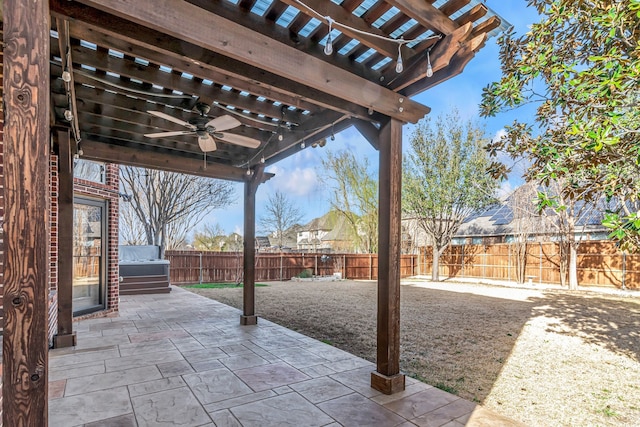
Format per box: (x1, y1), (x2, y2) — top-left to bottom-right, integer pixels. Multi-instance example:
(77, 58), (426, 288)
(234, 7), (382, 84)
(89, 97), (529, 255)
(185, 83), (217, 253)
(3, 0), (51, 423)
(371, 118), (405, 394)
(53, 129), (77, 348)
(241, 166), (263, 325)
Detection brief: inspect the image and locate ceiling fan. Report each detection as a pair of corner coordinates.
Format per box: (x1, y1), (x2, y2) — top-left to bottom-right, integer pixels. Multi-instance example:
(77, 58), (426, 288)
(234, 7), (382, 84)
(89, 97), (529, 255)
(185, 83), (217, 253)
(144, 102), (261, 152)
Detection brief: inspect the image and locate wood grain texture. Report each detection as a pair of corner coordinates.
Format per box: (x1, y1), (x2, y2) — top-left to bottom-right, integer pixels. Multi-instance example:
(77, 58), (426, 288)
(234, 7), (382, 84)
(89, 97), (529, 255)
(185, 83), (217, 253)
(376, 118), (403, 378)
(54, 129), (75, 345)
(3, 0), (51, 424)
(242, 166), (264, 320)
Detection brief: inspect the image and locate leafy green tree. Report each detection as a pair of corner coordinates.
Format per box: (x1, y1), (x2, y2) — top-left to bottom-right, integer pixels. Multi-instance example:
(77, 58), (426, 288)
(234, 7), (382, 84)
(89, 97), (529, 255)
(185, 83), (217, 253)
(320, 150), (378, 253)
(403, 110), (498, 281)
(481, 0), (640, 250)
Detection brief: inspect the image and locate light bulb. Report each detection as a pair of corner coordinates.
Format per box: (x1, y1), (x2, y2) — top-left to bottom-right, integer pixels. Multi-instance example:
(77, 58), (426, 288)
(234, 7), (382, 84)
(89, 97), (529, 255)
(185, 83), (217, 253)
(278, 132), (283, 141)
(246, 168), (251, 176)
(260, 156), (265, 163)
(331, 133), (335, 141)
(64, 110), (74, 121)
(426, 51), (433, 77)
(395, 57), (403, 73)
(324, 17), (334, 56)
(62, 69), (71, 83)
(78, 148), (83, 156)
(324, 33), (333, 55)
(300, 141), (306, 149)
(395, 42), (404, 73)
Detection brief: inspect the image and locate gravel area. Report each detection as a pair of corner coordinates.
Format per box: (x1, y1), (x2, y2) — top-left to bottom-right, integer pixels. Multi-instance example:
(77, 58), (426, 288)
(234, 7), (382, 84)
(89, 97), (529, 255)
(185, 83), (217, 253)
(185, 279), (640, 426)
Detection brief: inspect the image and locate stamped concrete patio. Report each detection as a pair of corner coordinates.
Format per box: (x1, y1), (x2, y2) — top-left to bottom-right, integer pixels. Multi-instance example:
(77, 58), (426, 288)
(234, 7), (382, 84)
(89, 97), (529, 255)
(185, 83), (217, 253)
(48, 286), (524, 426)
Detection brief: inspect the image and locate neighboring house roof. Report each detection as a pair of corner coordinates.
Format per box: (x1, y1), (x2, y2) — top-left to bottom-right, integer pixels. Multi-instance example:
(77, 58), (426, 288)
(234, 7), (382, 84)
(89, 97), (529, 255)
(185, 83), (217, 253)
(458, 185), (611, 238)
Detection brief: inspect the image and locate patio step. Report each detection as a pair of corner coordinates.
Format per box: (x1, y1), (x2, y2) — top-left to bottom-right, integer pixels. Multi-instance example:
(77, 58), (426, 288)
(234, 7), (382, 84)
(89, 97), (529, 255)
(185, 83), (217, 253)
(119, 275), (171, 295)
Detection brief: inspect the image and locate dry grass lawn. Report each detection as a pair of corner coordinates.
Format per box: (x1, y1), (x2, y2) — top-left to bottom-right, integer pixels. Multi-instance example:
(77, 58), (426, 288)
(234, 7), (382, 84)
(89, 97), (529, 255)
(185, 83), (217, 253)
(186, 279), (640, 427)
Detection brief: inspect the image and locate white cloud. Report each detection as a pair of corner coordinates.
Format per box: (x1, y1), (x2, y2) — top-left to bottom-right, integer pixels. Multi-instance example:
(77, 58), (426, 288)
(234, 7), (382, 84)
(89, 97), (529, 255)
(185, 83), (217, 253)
(493, 128), (508, 143)
(265, 166), (319, 197)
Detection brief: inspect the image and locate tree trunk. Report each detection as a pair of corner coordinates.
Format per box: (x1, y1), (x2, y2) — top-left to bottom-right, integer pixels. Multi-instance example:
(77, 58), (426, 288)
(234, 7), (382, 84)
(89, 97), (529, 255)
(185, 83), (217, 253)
(568, 243), (578, 290)
(159, 223), (166, 259)
(515, 241), (527, 284)
(558, 241), (568, 287)
(431, 243), (440, 282)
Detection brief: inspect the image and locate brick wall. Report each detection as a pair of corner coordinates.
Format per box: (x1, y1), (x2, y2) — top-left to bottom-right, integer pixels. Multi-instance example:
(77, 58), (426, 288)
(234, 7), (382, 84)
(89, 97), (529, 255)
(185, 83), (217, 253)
(49, 155), (59, 344)
(73, 163), (120, 313)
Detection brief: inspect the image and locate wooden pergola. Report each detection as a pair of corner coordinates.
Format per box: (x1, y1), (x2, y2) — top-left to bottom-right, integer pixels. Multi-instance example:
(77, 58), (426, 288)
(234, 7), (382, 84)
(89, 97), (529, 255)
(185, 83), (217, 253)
(2, 0), (504, 423)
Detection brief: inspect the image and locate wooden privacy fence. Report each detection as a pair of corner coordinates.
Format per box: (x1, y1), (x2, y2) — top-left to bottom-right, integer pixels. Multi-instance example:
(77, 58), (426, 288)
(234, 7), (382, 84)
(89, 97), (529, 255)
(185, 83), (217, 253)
(167, 241), (638, 289)
(165, 251), (417, 284)
(418, 241), (640, 289)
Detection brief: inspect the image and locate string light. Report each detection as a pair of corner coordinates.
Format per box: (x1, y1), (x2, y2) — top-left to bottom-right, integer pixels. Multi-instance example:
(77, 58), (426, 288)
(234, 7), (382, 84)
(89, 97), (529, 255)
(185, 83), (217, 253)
(300, 140), (306, 148)
(260, 155), (265, 163)
(294, 0), (441, 75)
(64, 110), (74, 122)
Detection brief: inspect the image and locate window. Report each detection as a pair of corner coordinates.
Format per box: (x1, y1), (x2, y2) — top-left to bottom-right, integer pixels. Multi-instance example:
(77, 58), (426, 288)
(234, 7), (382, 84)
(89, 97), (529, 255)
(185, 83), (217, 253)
(74, 159), (105, 183)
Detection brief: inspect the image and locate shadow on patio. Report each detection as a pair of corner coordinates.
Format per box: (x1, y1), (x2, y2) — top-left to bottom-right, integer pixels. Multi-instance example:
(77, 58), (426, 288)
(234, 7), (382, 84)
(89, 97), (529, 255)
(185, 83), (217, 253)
(48, 286), (523, 426)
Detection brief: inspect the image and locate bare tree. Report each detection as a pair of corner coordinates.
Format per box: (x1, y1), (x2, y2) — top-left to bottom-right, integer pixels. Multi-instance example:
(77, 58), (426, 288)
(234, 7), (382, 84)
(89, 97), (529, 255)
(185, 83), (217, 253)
(259, 190), (304, 249)
(119, 197), (146, 245)
(119, 167), (235, 257)
(320, 150), (378, 253)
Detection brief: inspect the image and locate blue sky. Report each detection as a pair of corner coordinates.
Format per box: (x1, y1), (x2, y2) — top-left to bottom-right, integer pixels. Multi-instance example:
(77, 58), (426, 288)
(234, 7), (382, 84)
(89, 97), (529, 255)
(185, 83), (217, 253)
(207, 1), (541, 236)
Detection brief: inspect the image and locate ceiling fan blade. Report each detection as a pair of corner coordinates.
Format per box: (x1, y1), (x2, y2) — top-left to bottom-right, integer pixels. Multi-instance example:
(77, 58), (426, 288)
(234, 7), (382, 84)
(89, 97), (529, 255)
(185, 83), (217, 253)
(145, 130), (194, 138)
(216, 132), (261, 148)
(198, 134), (217, 152)
(205, 115), (241, 132)
(148, 110), (196, 129)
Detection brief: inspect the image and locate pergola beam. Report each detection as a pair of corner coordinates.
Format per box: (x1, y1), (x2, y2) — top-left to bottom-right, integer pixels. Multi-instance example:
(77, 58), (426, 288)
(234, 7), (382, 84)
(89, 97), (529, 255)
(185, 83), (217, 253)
(386, 0), (458, 34)
(78, 138), (264, 182)
(73, 0), (431, 123)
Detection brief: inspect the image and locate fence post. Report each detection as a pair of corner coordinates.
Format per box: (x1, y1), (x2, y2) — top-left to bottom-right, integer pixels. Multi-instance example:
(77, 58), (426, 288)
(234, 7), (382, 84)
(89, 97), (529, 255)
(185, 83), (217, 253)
(343, 254), (346, 279)
(411, 255), (414, 277)
(369, 254), (373, 280)
(280, 252), (283, 281)
(622, 252), (627, 290)
(315, 254), (318, 276)
(199, 252), (203, 284)
(508, 245), (511, 282)
(539, 242), (543, 285)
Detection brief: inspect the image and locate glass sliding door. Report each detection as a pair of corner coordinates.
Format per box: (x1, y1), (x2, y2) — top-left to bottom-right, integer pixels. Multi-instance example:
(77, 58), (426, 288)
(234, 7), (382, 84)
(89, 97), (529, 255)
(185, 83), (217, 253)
(73, 198), (106, 315)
